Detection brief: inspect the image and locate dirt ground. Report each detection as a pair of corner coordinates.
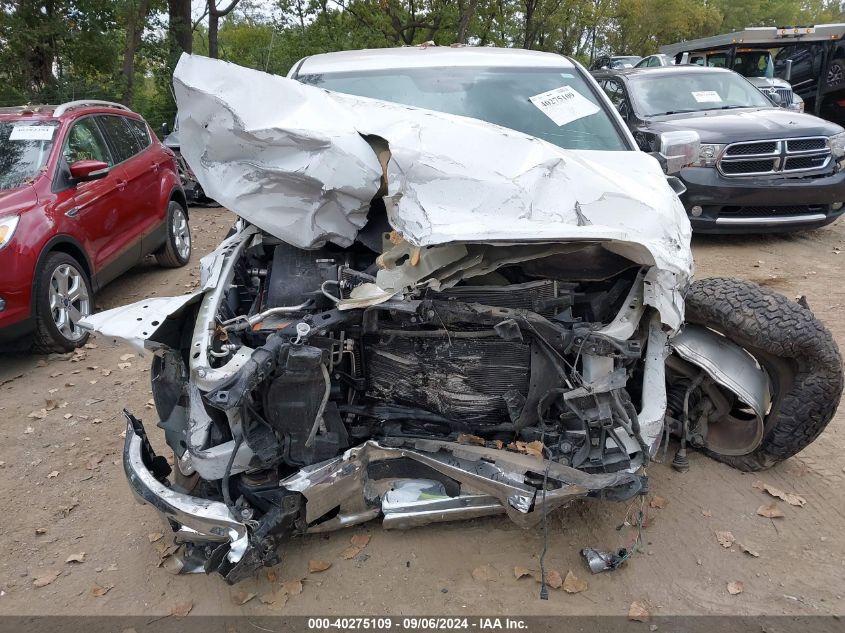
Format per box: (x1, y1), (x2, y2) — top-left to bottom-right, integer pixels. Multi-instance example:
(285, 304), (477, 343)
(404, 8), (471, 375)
(1, 206), (843, 618)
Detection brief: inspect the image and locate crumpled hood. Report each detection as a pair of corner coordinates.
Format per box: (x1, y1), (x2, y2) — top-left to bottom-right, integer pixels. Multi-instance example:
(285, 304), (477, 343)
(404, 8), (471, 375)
(173, 54), (693, 328)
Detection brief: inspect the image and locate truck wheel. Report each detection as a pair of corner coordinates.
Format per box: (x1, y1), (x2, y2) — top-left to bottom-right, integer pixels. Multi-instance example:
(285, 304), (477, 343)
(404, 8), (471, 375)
(32, 252), (93, 353)
(827, 57), (844, 88)
(684, 277), (843, 471)
(155, 201), (192, 268)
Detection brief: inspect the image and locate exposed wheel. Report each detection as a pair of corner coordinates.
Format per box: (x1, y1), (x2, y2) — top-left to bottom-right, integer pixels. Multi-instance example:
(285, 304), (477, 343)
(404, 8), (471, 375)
(685, 277), (843, 471)
(155, 201), (192, 268)
(827, 57), (844, 88)
(32, 252), (93, 353)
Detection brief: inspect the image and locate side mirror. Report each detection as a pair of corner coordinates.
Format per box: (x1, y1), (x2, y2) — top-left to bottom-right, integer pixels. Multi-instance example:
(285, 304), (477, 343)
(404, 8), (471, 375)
(69, 160), (109, 184)
(659, 131), (700, 175)
(784, 59), (793, 82)
(161, 121), (170, 136)
(767, 90), (783, 106)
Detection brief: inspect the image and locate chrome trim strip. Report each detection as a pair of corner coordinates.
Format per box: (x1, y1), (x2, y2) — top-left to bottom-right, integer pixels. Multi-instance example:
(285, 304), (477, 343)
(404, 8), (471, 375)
(715, 213), (827, 225)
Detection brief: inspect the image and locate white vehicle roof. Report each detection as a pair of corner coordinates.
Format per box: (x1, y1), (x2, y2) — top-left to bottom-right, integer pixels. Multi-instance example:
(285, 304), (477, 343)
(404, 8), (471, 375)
(290, 46), (574, 76)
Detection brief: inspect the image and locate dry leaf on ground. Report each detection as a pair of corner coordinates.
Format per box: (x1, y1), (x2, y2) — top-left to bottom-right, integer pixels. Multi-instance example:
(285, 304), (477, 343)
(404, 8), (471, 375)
(308, 559), (331, 573)
(514, 566), (532, 579)
(65, 552), (85, 563)
(507, 440), (545, 458)
(628, 601), (651, 622)
(231, 590), (255, 605)
(266, 569), (278, 583)
(33, 570), (61, 588)
(752, 481), (806, 507)
(456, 433), (486, 446)
(757, 502), (785, 519)
(147, 532), (163, 543)
(739, 543), (760, 557)
(259, 590), (288, 610)
(715, 530), (735, 548)
(340, 545), (362, 560)
(649, 496), (668, 509)
(727, 581), (744, 595)
(91, 583), (114, 597)
(532, 569), (562, 589)
(563, 570), (587, 593)
(350, 534), (370, 548)
(472, 565), (498, 582)
(170, 601), (193, 617)
(282, 580), (303, 595)
(47, 471), (59, 479)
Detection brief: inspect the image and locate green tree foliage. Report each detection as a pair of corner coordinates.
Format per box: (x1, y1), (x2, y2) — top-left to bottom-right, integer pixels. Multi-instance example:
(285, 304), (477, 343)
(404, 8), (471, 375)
(1, 0), (844, 128)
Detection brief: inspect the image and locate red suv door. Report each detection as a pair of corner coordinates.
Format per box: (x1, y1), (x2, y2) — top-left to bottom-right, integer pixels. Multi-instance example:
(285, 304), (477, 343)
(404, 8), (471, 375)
(52, 116), (138, 273)
(96, 115), (160, 253)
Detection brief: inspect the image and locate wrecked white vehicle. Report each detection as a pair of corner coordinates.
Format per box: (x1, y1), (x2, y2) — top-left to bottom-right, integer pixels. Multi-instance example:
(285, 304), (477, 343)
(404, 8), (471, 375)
(82, 49), (842, 583)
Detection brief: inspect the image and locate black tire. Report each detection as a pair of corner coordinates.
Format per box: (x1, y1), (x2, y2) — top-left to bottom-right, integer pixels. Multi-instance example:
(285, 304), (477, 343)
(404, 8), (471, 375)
(685, 277), (843, 471)
(155, 201), (192, 268)
(827, 57), (845, 88)
(32, 252), (93, 354)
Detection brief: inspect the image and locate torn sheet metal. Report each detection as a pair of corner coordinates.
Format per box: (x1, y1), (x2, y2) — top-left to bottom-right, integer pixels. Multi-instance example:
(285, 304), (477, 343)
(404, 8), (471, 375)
(173, 54), (693, 329)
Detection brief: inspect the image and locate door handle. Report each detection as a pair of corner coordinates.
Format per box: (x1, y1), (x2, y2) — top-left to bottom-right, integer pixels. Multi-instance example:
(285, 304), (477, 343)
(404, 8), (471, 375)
(116, 179), (128, 190)
(65, 207), (80, 218)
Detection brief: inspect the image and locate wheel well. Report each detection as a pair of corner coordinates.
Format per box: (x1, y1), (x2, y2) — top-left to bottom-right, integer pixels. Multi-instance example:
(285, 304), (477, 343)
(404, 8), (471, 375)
(44, 240), (91, 279)
(170, 188), (189, 217)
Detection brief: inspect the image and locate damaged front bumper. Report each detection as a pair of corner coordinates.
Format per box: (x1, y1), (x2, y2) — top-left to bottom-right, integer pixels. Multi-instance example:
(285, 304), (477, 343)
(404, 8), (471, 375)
(124, 411), (646, 583)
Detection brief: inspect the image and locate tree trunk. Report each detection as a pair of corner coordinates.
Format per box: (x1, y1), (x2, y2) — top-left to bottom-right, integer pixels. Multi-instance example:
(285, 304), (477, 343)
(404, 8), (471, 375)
(122, 0), (152, 105)
(208, 0), (241, 59)
(457, 0), (479, 44)
(168, 0), (192, 62)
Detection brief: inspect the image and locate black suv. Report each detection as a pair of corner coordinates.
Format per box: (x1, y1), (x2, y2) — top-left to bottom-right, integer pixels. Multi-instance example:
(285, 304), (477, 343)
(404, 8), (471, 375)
(593, 66), (845, 233)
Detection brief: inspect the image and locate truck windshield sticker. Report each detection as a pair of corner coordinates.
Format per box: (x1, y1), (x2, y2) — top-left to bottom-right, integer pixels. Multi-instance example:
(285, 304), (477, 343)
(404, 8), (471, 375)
(9, 125), (56, 141)
(529, 85), (600, 127)
(691, 90), (722, 103)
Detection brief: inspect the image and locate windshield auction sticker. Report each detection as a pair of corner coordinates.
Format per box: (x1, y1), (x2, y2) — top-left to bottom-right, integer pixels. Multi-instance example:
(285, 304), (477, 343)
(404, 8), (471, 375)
(691, 90), (722, 103)
(9, 125), (56, 141)
(529, 85), (600, 126)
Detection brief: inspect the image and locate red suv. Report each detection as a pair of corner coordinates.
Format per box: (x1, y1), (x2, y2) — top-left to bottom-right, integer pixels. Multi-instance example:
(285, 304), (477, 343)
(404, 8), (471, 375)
(0, 100), (191, 352)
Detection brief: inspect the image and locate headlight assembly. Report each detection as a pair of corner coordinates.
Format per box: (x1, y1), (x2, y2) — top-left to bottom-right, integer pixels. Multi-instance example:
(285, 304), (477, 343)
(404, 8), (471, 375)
(829, 131), (845, 158)
(697, 143), (726, 167)
(0, 215), (20, 251)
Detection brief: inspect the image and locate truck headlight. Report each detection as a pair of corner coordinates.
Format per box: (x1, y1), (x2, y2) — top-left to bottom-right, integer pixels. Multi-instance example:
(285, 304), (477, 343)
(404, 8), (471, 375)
(0, 215), (20, 251)
(697, 143), (725, 167)
(790, 94), (805, 113)
(830, 132), (845, 158)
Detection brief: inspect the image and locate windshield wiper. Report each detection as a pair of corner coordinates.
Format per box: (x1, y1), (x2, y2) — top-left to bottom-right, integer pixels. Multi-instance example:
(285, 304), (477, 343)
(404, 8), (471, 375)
(651, 109), (699, 115)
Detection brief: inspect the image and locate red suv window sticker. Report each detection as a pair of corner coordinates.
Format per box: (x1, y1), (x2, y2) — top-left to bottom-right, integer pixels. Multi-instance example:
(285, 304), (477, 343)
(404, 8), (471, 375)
(9, 125), (56, 141)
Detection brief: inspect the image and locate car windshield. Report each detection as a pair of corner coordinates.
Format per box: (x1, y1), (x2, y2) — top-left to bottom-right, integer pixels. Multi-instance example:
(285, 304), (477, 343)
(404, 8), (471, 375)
(298, 66), (628, 151)
(732, 51), (774, 78)
(0, 120), (58, 189)
(627, 71), (773, 116)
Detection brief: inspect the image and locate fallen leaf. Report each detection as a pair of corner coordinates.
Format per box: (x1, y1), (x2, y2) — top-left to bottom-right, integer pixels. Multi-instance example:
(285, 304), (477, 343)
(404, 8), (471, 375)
(119, 354), (135, 362)
(649, 495), (668, 509)
(471, 564), (498, 582)
(28, 410), (47, 420)
(340, 545), (362, 560)
(266, 569), (278, 583)
(308, 559), (331, 573)
(739, 543), (760, 558)
(45, 399), (58, 411)
(170, 601), (193, 617)
(47, 470), (59, 479)
(563, 570), (587, 594)
(259, 590), (288, 610)
(350, 533), (371, 548)
(727, 581), (744, 595)
(514, 566), (532, 579)
(752, 481), (806, 507)
(282, 580), (303, 595)
(456, 433), (486, 446)
(65, 552), (85, 563)
(531, 569), (562, 589)
(757, 502), (785, 519)
(231, 590), (256, 605)
(33, 570), (61, 588)
(715, 530), (735, 548)
(628, 601), (651, 622)
(507, 440), (545, 458)
(148, 532), (164, 543)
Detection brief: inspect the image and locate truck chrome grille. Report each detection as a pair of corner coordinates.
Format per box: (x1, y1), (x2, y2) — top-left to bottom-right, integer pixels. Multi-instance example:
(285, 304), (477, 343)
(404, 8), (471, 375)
(717, 137), (831, 177)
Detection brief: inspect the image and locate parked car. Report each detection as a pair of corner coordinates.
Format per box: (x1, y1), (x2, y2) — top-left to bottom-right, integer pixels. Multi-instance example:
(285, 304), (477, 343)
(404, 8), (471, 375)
(634, 54), (674, 68)
(160, 115), (217, 205)
(82, 49), (843, 584)
(0, 100), (191, 352)
(589, 54), (642, 70)
(592, 66), (845, 232)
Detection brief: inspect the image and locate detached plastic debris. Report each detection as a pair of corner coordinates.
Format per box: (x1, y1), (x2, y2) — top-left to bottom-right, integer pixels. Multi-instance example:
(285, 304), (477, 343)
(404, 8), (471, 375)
(581, 547), (628, 573)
